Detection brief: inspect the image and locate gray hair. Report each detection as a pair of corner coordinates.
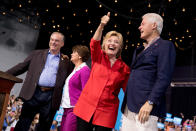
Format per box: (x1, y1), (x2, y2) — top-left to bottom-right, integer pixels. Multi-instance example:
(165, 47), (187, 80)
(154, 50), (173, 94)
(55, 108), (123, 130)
(51, 32), (65, 42)
(142, 13), (163, 35)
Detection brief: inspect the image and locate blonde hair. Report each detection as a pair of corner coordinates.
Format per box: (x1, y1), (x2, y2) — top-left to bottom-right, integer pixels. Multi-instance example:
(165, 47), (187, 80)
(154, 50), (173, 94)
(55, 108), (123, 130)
(102, 31), (123, 58)
(142, 13), (163, 35)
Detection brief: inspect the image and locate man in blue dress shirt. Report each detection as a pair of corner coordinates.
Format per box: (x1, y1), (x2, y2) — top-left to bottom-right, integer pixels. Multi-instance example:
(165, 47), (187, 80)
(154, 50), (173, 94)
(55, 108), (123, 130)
(6, 32), (73, 131)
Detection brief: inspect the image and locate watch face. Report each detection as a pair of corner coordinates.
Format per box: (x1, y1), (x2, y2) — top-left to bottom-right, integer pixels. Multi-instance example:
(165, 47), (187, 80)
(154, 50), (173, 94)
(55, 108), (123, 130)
(148, 100), (153, 105)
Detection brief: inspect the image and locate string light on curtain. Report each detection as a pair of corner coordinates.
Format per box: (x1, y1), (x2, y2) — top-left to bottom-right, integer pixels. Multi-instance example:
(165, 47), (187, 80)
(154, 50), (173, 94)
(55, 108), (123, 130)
(18, 18), (22, 23)
(27, 16), (30, 20)
(76, 24), (80, 27)
(1, 0), (191, 53)
(182, 36), (185, 39)
(162, 12), (164, 17)
(182, 7), (186, 12)
(148, 3), (151, 8)
(18, 4), (22, 8)
(57, 4), (60, 8)
(125, 45), (128, 50)
(130, 8), (133, 13)
(66, 26), (70, 30)
(174, 19), (177, 25)
(34, 25), (38, 29)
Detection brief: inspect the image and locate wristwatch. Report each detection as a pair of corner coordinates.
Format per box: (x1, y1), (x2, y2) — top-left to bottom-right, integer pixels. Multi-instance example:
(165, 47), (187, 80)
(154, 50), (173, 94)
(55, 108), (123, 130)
(148, 100), (154, 105)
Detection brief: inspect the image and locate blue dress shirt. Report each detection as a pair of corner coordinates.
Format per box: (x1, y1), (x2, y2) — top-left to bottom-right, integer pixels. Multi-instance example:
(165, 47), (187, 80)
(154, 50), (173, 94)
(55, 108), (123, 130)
(38, 51), (60, 87)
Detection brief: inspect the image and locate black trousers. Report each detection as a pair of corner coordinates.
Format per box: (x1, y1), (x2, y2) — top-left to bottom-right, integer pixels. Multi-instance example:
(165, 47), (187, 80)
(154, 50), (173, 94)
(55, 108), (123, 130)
(77, 117), (112, 131)
(14, 87), (56, 131)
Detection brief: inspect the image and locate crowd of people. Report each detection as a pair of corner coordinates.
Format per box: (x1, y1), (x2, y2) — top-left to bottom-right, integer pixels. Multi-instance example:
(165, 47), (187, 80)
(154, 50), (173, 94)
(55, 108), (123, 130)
(3, 95), (196, 131)
(157, 114), (196, 131)
(3, 11), (192, 131)
(3, 95), (61, 131)
(3, 95), (23, 131)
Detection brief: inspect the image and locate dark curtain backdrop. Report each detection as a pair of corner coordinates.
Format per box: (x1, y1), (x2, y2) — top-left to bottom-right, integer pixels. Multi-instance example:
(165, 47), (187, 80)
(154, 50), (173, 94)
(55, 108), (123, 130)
(166, 87), (196, 119)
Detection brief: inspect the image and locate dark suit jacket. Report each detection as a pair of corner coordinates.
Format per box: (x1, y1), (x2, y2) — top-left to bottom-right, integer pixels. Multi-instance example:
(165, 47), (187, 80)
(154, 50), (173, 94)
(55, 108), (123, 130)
(6, 49), (73, 110)
(122, 38), (176, 117)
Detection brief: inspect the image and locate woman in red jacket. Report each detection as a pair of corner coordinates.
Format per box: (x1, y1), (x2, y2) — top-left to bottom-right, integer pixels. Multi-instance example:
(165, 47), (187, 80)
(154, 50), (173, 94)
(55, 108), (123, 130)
(73, 12), (130, 131)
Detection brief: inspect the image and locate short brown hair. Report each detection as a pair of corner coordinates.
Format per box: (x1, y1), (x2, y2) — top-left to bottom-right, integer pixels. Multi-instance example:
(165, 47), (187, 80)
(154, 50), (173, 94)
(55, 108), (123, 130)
(72, 45), (90, 62)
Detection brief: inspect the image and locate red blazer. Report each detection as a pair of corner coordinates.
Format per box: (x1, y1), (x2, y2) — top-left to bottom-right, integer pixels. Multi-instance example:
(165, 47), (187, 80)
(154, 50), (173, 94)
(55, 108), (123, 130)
(74, 39), (130, 128)
(6, 49), (73, 110)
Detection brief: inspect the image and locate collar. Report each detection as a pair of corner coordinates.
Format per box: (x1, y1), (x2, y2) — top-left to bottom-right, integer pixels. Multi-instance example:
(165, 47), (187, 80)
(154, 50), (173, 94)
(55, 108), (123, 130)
(148, 36), (160, 45)
(74, 62), (87, 71)
(48, 50), (60, 57)
(144, 36), (160, 50)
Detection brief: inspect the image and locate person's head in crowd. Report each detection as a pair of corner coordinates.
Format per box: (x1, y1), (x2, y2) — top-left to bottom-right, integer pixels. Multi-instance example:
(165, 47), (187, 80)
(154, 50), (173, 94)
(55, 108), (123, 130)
(33, 113), (39, 124)
(49, 32), (65, 55)
(7, 106), (12, 113)
(138, 13), (163, 42)
(102, 31), (123, 58)
(9, 94), (16, 105)
(15, 97), (23, 106)
(71, 45), (90, 65)
(10, 94), (15, 100)
(9, 111), (16, 118)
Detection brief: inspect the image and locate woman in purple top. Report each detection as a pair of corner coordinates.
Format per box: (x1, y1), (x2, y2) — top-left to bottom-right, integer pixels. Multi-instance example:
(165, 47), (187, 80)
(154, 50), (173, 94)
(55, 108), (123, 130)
(60, 45), (90, 131)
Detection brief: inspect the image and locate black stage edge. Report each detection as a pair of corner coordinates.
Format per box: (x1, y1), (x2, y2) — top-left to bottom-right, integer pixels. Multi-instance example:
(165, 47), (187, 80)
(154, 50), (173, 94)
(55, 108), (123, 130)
(166, 82), (196, 119)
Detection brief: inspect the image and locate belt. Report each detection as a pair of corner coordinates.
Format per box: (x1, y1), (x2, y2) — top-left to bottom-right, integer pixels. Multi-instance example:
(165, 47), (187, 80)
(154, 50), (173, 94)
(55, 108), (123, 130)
(38, 86), (54, 92)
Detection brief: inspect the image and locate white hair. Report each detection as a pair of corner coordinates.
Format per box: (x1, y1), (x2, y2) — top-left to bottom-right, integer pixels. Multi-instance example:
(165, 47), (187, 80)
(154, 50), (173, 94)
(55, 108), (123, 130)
(142, 13), (163, 35)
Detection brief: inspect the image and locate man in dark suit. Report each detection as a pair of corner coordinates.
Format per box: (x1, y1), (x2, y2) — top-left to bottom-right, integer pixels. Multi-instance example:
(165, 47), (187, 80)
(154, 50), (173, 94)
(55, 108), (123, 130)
(6, 32), (73, 131)
(121, 13), (176, 130)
